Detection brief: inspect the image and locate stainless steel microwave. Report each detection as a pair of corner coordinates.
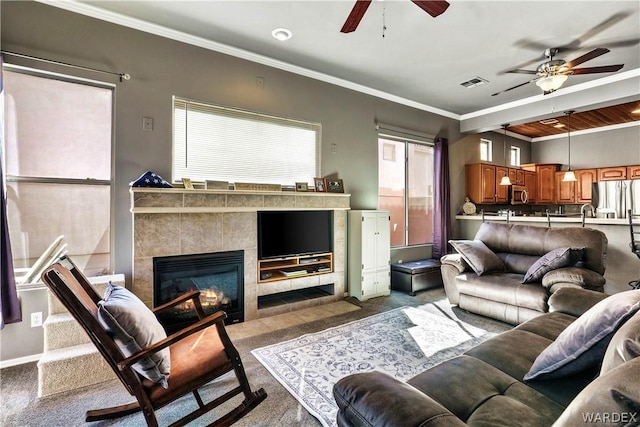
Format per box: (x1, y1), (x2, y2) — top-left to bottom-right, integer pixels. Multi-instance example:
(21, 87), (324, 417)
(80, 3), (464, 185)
(509, 185), (529, 205)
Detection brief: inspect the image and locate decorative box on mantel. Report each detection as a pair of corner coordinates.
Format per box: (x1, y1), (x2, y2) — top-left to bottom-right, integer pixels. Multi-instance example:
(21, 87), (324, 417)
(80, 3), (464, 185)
(130, 188), (350, 322)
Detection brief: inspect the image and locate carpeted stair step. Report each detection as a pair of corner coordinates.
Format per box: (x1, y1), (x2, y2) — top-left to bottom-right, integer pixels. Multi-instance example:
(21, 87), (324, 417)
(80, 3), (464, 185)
(38, 273), (125, 397)
(47, 274), (124, 315)
(43, 312), (91, 351)
(37, 343), (116, 397)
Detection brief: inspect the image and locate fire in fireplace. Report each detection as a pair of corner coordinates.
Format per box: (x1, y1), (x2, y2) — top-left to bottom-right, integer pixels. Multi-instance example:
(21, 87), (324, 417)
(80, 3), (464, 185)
(153, 250), (244, 334)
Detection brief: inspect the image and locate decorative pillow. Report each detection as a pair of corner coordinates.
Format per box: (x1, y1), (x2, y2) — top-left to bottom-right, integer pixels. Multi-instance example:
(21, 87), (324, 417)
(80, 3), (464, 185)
(524, 290), (640, 381)
(600, 312), (640, 374)
(98, 283), (170, 388)
(522, 247), (583, 284)
(449, 239), (504, 276)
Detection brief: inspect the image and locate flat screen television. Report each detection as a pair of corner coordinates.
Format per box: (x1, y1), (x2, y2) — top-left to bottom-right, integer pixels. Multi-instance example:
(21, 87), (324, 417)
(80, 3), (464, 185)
(257, 210), (333, 259)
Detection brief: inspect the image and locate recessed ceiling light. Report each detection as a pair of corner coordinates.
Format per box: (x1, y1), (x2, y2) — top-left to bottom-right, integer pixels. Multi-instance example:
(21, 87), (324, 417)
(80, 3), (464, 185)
(272, 28), (292, 41)
(553, 123), (566, 129)
(632, 108), (640, 114)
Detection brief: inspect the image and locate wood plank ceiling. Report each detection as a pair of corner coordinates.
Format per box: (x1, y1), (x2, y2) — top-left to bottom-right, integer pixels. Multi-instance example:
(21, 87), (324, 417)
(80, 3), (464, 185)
(507, 100), (640, 138)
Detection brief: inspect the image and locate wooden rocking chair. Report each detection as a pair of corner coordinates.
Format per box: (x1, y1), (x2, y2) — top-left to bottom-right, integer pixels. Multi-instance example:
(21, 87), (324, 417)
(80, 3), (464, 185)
(41, 256), (267, 427)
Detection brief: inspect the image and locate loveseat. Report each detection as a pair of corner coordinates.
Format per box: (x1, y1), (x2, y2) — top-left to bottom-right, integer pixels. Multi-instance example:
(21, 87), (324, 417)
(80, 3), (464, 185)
(333, 287), (640, 426)
(440, 222), (608, 325)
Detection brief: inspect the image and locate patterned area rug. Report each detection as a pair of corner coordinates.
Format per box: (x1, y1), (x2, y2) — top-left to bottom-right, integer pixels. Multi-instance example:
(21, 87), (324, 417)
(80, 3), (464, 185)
(251, 301), (495, 427)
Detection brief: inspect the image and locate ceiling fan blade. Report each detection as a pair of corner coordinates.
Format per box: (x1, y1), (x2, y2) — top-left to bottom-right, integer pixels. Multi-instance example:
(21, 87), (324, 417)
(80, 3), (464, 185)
(570, 64), (624, 75)
(514, 12), (633, 54)
(411, 1), (450, 18)
(506, 68), (538, 75)
(566, 48), (610, 69)
(491, 79), (537, 97)
(599, 37), (640, 49)
(573, 11), (633, 47)
(341, 0), (372, 33)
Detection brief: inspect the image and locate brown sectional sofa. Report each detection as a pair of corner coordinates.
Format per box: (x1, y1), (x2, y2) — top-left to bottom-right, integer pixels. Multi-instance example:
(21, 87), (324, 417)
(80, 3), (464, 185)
(440, 222), (608, 325)
(333, 288), (640, 426)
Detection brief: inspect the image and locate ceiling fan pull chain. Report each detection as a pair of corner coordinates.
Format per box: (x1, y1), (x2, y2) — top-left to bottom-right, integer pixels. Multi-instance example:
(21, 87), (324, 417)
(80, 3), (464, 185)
(382, 2), (387, 38)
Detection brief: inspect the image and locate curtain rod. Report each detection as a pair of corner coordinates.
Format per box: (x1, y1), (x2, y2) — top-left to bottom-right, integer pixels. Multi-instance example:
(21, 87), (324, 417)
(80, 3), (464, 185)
(1, 51), (130, 82)
(375, 121), (435, 143)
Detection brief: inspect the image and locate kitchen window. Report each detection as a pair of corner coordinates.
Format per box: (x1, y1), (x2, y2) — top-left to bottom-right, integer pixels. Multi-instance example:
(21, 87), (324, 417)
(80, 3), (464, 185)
(480, 138), (492, 162)
(510, 146), (521, 166)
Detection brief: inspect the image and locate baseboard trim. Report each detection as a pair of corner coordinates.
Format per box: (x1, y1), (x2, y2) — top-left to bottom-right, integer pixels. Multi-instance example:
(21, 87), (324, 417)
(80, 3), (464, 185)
(0, 353), (42, 369)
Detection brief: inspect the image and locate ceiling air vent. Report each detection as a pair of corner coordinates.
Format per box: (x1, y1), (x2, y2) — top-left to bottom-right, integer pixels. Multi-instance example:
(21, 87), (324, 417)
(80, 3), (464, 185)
(460, 77), (489, 88)
(539, 118), (559, 125)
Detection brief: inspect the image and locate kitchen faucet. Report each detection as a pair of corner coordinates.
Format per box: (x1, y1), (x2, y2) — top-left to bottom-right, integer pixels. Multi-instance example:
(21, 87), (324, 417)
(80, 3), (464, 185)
(581, 204), (595, 218)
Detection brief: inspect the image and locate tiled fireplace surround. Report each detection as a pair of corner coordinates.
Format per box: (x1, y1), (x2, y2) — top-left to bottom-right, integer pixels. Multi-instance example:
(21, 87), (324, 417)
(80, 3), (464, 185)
(131, 188), (350, 321)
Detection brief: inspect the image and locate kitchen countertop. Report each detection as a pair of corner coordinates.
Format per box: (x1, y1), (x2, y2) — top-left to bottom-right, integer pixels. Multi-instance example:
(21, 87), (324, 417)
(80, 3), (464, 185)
(456, 214), (634, 226)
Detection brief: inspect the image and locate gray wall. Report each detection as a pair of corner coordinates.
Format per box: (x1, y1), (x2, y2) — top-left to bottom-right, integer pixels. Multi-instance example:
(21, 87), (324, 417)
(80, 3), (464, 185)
(2, 1), (637, 364)
(0, 287), (48, 364)
(1, 1), (462, 362)
(461, 131), (532, 167)
(1, 1), (461, 280)
(532, 126), (640, 170)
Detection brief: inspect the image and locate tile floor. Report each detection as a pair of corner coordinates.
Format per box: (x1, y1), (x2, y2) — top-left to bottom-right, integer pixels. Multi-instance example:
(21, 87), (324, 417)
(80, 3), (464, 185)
(227, 300), (361, 340)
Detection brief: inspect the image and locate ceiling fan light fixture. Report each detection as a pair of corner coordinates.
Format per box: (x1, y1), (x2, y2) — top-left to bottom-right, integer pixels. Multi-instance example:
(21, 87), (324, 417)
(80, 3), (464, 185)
(535, 74), (568, 92)
(271, 28), (292, 41)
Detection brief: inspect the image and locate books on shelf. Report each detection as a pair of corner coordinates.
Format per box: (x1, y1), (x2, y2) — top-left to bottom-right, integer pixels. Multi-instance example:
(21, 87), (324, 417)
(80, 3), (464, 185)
(280, 269), (307, 277)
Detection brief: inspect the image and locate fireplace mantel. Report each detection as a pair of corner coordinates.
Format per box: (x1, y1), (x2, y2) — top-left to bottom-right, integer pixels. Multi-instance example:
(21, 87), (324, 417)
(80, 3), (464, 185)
(130, 188), (350, 321)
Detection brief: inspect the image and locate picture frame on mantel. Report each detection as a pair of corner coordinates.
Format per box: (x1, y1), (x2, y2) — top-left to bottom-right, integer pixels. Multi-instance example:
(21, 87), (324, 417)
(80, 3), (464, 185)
(295, 182), (309, 192)
(181, 178), (194, 190)
(327, 179), (344, 193)
(314, 178), (326, 192)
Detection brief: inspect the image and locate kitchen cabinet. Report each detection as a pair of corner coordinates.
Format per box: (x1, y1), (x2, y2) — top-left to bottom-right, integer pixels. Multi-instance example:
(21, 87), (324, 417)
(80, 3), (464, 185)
(627, 165), (640, 179)
(508, 168), (525, 186)
(576, 169), (596, 204)
(555, 169), (596, 204)
(465, 163), (496, 204)
(524, 170), (537, 203)
(555, 172), (575, 204)
(534, 164), (560, 204)
(496, 166), (509, 203)
(598, 167), (627, 181)
(348, 210), (390, 301)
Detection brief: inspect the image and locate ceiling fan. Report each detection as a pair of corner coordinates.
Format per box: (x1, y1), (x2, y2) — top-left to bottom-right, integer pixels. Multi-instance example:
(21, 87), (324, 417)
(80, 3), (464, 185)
(492, 47), (624, 96)
(341, 0), (450, 33)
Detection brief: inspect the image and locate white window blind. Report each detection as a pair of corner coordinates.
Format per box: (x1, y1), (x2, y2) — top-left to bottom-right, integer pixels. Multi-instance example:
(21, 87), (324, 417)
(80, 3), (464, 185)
(3, 66), (113, 278)
(173, 98), (321, 185)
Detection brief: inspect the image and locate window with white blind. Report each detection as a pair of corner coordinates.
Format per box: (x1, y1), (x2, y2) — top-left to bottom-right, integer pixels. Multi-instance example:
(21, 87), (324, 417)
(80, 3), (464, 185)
(172, 97), (321, 185)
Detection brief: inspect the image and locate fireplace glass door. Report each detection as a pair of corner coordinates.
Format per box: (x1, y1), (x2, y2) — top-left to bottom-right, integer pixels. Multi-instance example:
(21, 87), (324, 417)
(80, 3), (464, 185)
(153, 250), (244, 333)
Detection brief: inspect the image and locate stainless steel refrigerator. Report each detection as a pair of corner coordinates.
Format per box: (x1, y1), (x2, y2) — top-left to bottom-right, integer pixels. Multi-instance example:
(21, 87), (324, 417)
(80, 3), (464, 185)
(592, 180), (640, 219)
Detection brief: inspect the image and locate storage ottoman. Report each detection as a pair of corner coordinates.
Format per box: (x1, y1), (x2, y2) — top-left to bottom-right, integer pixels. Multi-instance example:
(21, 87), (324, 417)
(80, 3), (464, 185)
(391, 259), (443, 296)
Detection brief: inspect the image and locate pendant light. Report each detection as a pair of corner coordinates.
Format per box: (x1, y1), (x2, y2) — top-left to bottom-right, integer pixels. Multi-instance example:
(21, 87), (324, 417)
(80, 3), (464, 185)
(499, 124), (512, 186)
(562, 111), (577, 182)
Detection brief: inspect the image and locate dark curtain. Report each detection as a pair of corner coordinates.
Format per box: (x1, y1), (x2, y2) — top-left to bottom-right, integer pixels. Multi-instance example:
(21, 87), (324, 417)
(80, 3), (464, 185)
(432, 137), (451, 259)
(1, 57), (22, 329)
